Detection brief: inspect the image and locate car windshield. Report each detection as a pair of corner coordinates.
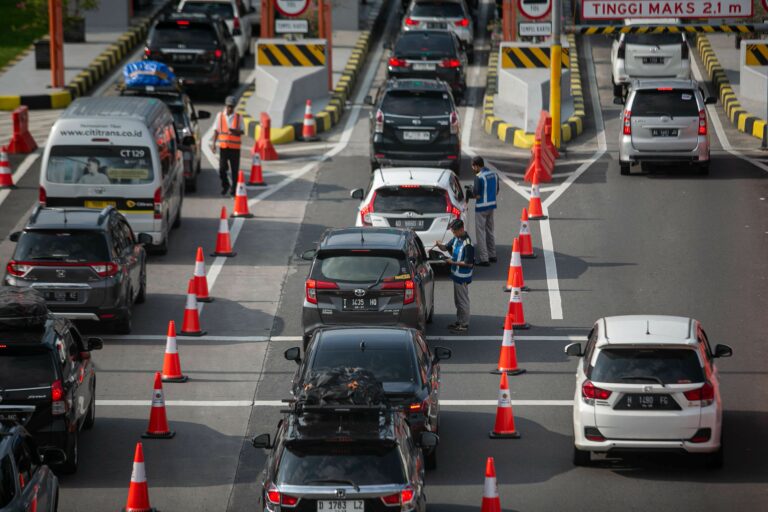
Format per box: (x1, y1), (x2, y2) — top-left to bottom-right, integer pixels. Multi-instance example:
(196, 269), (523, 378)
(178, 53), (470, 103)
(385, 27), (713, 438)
(631, 89), (699, 117)
(382, 90), (452, 116)
(179, 1), (234, 17)
(411, 1), (465, 17)
(318, 255), (406, 282)
(625, 34), (683, 46)
(590, 348), (704, 385)
(395, 33), (456, 59)
(0, 348), (55, 388)
(14, 231), (111, 262)
(152, 22), (219, 48)
(311, 346), (417, 383)
(46, 146), (154, 185)
(277, 445), (406, 486)
(373, 186), (447, 214)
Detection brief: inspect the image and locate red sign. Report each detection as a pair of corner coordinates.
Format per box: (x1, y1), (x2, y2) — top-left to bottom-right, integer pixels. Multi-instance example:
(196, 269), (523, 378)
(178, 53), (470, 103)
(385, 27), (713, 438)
(275, 0), (310, 17)
(581, 0), (753, 19)
(518, 0), (552, 20)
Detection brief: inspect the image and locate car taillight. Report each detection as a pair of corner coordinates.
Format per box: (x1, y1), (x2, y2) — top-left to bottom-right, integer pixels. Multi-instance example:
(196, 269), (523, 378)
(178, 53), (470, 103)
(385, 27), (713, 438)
(305, 279), (338, 304)
(375, 109), (384, 134)
(698, 109), (707, 136)
(381, 486), (415, 506)
(404, 279), (415, 304)
(233, 16), (241, 31)
(360, 191), (376, 225)
(154, 187), (162, 220)
(681, 40), (689, 59)
(404, 17), (419, 26)
(584, 426), (605, 442)
(409, 399), (428, 414)
(388, 57), (407, 67)
(445, 191), (461, 219)
(38, 186), (46, 205)
(450, 111), (459, 135)
(90, 262), (119, 278)
(454, 18), (469, 27)
(214, 48), (223, 59)
(684, 381), (715, 406)
(617, 41), (625, 59)
(281, 494), (299, 507)
(51, 380), (66, 415)
(440, 58), (461, 68)
(264, 483), (298, 506)
(582, 380), (611, 402)
(6, 261), (33, 277)
(622, 110), (631, 135)
(144, 47), (152, 57)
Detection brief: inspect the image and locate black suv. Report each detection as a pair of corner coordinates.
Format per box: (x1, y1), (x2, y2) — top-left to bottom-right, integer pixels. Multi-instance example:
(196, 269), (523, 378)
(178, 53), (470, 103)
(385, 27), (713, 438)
(285, 327), (451, 469)
(120, 80), (211, 192)
(145, 13), (239, 95)
(5, 206), (149, 334)
(368, 79), (461, 172)
(0, 288), (102, 474)
(252, 372), (435, 512)
(300, 227), (435, 348)
(0, 421), (63, 512)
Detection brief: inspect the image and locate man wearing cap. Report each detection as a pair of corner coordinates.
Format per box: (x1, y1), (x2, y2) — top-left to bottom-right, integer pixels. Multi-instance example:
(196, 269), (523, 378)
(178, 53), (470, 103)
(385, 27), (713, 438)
(471, 156), (499, 266)
(434, 219), (474, 333)
(212, 96), (244, 196)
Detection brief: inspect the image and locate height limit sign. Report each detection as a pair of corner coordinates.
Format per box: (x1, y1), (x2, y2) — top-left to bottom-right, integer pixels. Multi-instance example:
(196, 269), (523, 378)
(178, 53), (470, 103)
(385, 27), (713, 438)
(582, 0), (753, 19)
(518, 0), (552, 20)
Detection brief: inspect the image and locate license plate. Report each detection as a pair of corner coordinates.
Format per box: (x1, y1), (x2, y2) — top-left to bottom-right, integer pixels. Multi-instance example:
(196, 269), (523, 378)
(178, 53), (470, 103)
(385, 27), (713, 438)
(44, 291), (80, 302)
(412, 62), (436, 71)
(394, 219), (426, 229)
(614, 394), (680, 410)
(84, 200), (116, 209)
(651, 129), (678, 137)
(317, 501), (364, 511)
(642, 57), (665, 64)
(342, 297), (378, 311)
(0, 413), (18, 422)
(427, 22), (446, 29)
(402, 131), (430, 141)
(174, 54), (194, 62)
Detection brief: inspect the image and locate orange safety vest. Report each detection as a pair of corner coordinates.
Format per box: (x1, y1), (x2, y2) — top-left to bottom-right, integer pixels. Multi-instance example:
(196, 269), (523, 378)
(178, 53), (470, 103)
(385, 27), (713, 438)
(217, 112), (242, 150)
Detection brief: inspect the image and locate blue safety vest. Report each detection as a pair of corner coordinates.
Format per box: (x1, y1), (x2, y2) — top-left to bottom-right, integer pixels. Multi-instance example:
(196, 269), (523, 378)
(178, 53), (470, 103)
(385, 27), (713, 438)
(475, 168), (498, 212)
(448, 236), (473, 284)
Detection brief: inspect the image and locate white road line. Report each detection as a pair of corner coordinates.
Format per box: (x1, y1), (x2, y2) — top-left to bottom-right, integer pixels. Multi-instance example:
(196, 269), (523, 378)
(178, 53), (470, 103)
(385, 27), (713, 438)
(0, 153), (41, 209)
(105, 334), (269, 341)
(96, 399), (573, 407)
(104, 334), (586, 342)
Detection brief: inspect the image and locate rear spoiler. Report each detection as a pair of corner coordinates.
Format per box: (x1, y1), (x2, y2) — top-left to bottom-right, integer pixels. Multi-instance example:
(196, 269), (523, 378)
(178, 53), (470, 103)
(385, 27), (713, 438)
(0, 405), (36, 426)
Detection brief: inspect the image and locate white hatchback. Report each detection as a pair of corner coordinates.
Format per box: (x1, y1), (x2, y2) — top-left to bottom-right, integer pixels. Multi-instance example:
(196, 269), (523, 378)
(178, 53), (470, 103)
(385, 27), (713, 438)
(350, 167), (468, 263)
(565, 315), (732, 468)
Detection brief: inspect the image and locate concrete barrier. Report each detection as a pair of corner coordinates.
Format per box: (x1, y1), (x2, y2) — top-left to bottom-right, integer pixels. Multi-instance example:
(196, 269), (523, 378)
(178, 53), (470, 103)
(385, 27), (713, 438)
(740, 40), (768, 120)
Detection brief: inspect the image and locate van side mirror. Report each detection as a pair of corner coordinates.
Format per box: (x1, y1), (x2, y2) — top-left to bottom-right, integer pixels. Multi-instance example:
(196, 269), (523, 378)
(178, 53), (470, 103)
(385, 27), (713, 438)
(251, 433), (272, 449)
(137, 233), (153, 245)
(196, 110), (211, 120)
(9, 231), (21, 242)
(284, 347), (301, 363)
(350, 188), (365, 200)
(613, 96), (625, 105)
(300, 249), (317, 261)
(713, 344), (733, 358)
(418, 431), (439, 448)
(433, 346), (452, 363)
(87, 337), (104, 351)
(565, 343), (583, 357)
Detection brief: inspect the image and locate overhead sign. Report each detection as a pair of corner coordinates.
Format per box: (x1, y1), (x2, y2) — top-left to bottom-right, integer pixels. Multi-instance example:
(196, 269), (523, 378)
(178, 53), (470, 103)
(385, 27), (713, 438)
(582, 0), (753, 19)
(518, 0), (551, 20)
(275, 19), (309, 33)
(274, 0), (309, 17)
(519, 22), (552, 36)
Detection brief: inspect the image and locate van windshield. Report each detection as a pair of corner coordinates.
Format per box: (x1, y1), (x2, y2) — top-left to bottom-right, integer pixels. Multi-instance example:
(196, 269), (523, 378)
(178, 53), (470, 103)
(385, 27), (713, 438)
(46, 146), (154, 185)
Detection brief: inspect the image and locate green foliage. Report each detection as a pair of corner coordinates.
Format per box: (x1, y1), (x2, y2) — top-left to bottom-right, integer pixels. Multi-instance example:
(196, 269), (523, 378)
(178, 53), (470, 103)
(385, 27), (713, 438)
(0, 1), (49, 68)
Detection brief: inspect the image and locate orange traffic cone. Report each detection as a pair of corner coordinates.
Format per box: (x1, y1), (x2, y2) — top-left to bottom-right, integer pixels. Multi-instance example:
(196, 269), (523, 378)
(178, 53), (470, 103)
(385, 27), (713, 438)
(480, 457), (502, 512)
(503, 238), (529, 292)
(122, 442), (156, 512)
(257, 112), (279, 161)
(142, 372), (175, 439)
(211, 206), (237, 257)
(489, 372), (520, 439)
(161, 320), (187, 383)
(528, 174), (546, 220)
(231, 170), (254, 218)
(302, 99), (317, 141)
(193, 247), (212, 303)
(518, 208), (536, 258)
(507, 286), (530, 330)
(247, 152), (266, 187)
(0, 149), (15, 189)
(493, 313), (525, 375)
(180, 278), (206, 337)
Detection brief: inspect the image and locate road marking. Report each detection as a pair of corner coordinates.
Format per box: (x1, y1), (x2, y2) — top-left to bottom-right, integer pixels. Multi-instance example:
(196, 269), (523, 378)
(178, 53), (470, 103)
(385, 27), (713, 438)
(104, 334), (586, 342)
(105, 334), (270, 342)
(0, 153), (40, 209)
(97, 399), (573, 407)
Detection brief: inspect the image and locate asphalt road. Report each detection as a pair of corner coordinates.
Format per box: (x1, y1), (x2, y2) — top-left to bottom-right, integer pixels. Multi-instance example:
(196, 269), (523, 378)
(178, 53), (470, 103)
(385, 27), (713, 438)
(0, 1), (766, 510)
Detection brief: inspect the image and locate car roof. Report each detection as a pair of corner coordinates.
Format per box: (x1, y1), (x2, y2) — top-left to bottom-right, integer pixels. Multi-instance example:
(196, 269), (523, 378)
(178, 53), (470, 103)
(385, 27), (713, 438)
(317, 327), (413, 349)
(385, 78), (449, 91)
(374, 167), (451, 187)
(24, 206), (113, 231)
(630, 79), (698, 91)
(597, 315), (696, 347)
(319, 227), (410, 251)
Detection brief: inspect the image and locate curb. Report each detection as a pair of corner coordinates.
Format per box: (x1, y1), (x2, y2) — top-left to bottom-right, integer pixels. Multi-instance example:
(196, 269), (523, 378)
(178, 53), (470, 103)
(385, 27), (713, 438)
(482, 34), (585, 149)
(696, 35), (767, 142)
(0, 2), (170, 111)
(236, 0), (387, 144)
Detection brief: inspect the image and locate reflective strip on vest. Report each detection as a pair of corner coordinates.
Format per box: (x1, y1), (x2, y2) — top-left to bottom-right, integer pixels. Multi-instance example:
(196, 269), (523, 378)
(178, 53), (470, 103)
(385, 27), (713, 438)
(218, 113), (241, 150)
(476, 169), (497, 209)
(451, 239), (473, 279)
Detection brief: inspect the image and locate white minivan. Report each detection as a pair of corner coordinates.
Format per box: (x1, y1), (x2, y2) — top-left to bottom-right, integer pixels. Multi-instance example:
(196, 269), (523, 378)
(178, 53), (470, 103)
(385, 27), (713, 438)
(40, 97), (184, 254)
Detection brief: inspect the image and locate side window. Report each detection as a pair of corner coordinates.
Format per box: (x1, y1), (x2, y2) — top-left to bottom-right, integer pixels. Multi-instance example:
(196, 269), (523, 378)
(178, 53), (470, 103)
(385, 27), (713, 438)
(583, 326), (598, 373)
(219, 20), (232, 40)
(110, 223), (124, 258)
(699, 329), (713, 360)
(414, 237), (428, 263)
(0, 456), (15, 507)
(69, 326), (85, 352)
(450, 176), (464, 201)
(120, 221), (135, 247)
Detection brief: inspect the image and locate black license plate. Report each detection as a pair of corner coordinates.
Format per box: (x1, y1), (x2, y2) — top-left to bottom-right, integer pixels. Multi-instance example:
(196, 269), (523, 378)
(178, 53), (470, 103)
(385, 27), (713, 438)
(0, 413), (19, 422)
(173, 54), (194, 62)
(642, 57), (665, 64)
(342, 297), (379, 311)
(44, 291), (80, 302)
(427, 22), (446, 29)
(393, 219), (426, 229)
(615, 394), (680, 410)
(651, 128), (678, 137)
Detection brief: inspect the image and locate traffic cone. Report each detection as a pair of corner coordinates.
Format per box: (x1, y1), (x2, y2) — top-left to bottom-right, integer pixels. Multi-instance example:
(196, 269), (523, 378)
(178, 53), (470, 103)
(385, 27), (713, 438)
(493, 313), (525, 375)
(507, 286), (530, 330)
(0, 149), (15, 189)
(193, 247), (212, 303)
(180, 278), (206, 337)
(503, 238), (529, 292)
(257, 112), (279, 161)
(122, 442), (157, 512)
(142, 372), (175, 439)
(211, 206), (237, 257)
(302, 99), (317, 141)
(247, 152), (266, 187)
(489, 372), (520, 439)
(161, 320), (187, 383)
(231, 170), (254, 218)
(528, 174), (547, 220)
(480, 457), (502, 512)
(518, 208), (536, 258)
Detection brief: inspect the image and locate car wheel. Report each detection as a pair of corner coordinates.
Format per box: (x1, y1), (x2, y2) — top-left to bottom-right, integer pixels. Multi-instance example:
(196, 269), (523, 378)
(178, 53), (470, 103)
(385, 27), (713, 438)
(705, 436), (724, 469)
(424, 447), (437, 470)
(58, 432), (78, 474)
(620, 162), (630, 176)
(573, 445), (591, 466)
(697, 161), (710, 175)
(612, 81), (623, 98)
(151, 237), (168, 256)
(113, 309), (132, 334)
(83, 387), (96, 430)
(135, 266), (147, 304)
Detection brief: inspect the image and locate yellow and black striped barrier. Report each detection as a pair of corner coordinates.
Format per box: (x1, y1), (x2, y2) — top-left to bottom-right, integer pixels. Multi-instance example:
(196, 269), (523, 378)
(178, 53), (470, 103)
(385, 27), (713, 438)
(500, 47), (569, 69)
(573, 24), (758, 35)
(256, 43), (326, 67)
(745, 43), (768, 66)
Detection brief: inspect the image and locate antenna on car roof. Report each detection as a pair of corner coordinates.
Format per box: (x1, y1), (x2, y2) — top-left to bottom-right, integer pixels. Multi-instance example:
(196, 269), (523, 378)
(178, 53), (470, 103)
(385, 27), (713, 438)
(360, 340), (366, 351)
(646, 320), (651, 335)
(409, 169), (413, 180)
(360, 229), (365, 244)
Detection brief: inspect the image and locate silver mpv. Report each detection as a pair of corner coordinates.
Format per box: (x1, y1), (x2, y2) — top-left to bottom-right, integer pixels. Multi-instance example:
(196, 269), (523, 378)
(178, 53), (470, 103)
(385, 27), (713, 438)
(617, 80), (715, 176)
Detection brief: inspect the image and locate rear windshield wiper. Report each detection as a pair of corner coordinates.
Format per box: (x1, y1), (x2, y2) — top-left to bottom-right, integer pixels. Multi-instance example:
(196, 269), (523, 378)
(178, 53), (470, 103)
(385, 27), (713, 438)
(368, 261), (391, 290)
(304, 479), (360, 492)
(620, 375), (665, 387)
(640, 111), (674, 119)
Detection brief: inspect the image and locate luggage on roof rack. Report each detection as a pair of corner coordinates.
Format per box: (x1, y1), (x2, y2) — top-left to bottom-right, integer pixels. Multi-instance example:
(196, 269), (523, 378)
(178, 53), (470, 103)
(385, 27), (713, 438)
(0, 288), (49, 328)
(297, 367), (387, 407)
(123, 60), (177, 89)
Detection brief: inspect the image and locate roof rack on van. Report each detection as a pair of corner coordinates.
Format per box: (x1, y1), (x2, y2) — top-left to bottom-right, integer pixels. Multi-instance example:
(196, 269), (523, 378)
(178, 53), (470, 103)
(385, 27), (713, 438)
(97, 205), (115, 225)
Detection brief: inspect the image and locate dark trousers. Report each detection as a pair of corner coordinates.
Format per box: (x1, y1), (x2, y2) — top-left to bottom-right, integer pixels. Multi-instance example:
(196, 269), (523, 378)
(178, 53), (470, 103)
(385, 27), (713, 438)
(219, 147), (240, 191)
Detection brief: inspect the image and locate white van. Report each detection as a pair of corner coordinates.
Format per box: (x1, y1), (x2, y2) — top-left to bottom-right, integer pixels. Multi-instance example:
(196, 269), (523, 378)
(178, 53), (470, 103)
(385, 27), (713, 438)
(40, 97), (184, 254)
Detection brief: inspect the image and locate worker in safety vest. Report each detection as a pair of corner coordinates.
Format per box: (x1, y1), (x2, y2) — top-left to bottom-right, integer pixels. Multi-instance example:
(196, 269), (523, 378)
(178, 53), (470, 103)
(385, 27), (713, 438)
(471, 156), (499, 266)
(212, 96), (244, 196)
(434, 219), (474, 333)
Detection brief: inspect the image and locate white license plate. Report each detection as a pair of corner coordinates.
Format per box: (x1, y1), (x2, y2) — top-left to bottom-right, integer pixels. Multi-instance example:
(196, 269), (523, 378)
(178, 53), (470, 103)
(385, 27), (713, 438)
(412, 62), (436, 70)
(403, 131), (430, 141)
(317, 500), (364, 511)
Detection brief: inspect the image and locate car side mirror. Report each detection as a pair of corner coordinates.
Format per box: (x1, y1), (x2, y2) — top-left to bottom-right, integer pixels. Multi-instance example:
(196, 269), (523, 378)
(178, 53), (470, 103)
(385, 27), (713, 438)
(705, 96), (717, 105)
(137, 233), (153, 245)
(418, 431), (439, 448)
(87, 337), (103, 351)
(433, 346), (452, 363)
(197, 110), (211, 120)
(40, 448), (67, 466)
(300, 249), (316, 261)
(350, 188), (365, 200)
(284, 346), (301, 363)
(713, 344), (733, 358)
(613, 96), (625, 105)
(364, 95), (373, 105)
(251, 433), (272, 449)
(9, 231), (21, 242)
(564, 343), (583, 357)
